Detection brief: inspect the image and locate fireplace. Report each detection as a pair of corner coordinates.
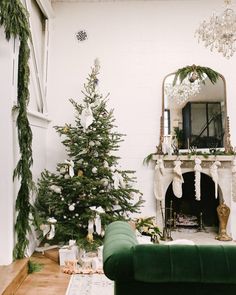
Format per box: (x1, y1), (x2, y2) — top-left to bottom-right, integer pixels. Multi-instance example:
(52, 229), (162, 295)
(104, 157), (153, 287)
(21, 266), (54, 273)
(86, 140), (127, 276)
(165, 172), (219, 229)
(154, 155), (236, 240)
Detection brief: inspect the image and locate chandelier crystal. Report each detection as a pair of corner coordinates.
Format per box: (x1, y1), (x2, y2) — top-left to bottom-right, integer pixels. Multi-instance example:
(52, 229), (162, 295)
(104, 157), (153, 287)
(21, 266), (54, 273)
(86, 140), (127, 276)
(165, 78), (202, 106)
(195, 0), (236, 59)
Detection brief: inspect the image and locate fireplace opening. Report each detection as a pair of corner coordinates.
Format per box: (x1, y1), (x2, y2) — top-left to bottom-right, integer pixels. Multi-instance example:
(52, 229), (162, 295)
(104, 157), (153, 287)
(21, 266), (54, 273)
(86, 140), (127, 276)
(165, 172), (219, 229)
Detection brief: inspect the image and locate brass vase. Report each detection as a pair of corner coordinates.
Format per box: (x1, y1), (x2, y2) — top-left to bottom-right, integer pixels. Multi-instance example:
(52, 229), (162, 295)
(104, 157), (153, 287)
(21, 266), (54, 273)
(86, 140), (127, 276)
(215, 203), (232, 241)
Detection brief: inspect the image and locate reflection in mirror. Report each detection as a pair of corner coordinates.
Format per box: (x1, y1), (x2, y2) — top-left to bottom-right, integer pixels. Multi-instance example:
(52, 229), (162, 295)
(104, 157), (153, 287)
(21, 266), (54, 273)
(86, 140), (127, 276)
(162, 67), (227, 151)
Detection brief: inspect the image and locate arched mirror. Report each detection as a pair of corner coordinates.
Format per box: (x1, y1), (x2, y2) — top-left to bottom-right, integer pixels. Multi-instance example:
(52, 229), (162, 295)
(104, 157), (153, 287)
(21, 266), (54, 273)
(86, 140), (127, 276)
(161, 65), (232, 153)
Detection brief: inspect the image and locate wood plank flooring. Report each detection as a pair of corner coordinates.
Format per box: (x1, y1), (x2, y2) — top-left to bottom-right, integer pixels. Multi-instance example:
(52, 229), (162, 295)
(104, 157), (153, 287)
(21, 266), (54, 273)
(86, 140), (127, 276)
(0, 258), (29, 295)
(15, 252), (70, 295)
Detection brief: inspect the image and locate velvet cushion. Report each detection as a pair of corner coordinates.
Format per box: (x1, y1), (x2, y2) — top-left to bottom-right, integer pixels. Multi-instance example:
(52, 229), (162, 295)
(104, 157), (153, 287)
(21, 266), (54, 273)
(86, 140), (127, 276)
(133, 244), (236, 284)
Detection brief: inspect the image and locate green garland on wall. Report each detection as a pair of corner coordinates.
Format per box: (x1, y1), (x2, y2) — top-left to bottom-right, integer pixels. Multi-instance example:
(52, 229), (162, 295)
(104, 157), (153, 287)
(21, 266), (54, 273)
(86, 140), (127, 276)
(0, 0), (33, 259)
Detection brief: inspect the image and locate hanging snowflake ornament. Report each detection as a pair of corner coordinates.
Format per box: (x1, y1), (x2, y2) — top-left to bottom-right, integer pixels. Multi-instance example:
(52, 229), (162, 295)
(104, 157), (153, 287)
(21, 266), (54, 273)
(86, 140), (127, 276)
(76, 30), (88, 42)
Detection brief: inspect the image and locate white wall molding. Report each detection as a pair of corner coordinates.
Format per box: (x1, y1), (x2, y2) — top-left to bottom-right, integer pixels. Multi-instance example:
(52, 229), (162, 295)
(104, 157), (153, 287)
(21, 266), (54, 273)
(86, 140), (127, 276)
(36, 0), (54, 18)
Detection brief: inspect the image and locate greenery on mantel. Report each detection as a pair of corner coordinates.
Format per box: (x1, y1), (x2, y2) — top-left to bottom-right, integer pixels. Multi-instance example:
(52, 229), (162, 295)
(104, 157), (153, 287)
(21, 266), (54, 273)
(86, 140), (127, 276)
(173, 64), (220, 86)
(144, 149), (235, 165)
(0, 1), (33, 259)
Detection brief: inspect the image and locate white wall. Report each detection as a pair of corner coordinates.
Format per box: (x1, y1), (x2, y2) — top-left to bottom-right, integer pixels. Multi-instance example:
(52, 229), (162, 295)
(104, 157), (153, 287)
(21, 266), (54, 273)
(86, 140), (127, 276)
(47, 0), (236, 220)
(0, 28), (15, 265)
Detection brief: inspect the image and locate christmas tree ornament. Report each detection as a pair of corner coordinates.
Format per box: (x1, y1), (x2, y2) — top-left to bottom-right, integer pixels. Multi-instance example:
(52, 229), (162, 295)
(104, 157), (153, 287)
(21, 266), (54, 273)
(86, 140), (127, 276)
(80, 105), (94, 131)
(69, 204), (75, 211)
(92, 167), (98, 173)
(88, 219), (94, 235)
(40, 223), (50, 237)
(61, 197), (65, 201)
(49, 185), (62, 194)
(64, 174), (70, 179)
(63, 125), (69, 133)
(65, 160), (75, 177)
(89, 141), (95, 146)
(77, 170), (83, 177)
(86, 233), (94, 243)
(60, 167), (67, 174)
(112, 171), (125, 189)
(46, 217), (57, 240)
(104, 160), (109, 168)
(101, 178), (109, 187)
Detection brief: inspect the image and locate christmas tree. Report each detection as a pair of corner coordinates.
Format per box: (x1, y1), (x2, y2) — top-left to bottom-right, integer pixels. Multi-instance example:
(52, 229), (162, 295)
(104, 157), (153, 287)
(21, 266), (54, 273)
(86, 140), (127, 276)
(34, 60), (143, 250)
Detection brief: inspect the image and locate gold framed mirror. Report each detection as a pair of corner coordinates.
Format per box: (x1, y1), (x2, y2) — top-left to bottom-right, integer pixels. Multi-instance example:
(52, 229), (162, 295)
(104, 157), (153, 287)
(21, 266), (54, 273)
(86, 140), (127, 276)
(159, 65), (232, 154)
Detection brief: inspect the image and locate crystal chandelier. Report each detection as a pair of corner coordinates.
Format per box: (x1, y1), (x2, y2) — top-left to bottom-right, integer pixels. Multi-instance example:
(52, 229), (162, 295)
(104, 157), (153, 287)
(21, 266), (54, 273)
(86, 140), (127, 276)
(195, 0), (236, 59)
(165, 78), (201, 106)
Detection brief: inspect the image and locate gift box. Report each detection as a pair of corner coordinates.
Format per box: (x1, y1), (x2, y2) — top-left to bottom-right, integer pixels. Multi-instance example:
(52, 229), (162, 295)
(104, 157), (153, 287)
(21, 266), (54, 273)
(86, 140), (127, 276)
(59, 243), (79, 266)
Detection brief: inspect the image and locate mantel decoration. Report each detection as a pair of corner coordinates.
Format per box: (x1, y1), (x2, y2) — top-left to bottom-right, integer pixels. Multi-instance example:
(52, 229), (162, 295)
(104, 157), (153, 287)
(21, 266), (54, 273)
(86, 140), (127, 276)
(173, 64), (219, 86)
(195, 0), (236, 59)
(0, 1), (33, 259)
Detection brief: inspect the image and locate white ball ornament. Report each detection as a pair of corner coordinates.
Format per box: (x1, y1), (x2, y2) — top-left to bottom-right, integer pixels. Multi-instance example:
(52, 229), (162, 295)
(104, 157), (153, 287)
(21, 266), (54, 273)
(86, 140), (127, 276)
(92, 167), (98, 173)
(89, 141), (95, 146)
(101, 178), (109, 187)
(104, 161), (109, 168)
(60, 167), (66, 174)
(69, 204), (75, 211)
(64, 174), (70, 179)
(61, 197), (64, 201)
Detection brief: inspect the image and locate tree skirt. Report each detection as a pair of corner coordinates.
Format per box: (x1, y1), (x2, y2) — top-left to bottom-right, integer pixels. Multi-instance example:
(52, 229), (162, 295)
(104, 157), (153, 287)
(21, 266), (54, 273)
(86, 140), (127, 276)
(65, 274), (113, 295)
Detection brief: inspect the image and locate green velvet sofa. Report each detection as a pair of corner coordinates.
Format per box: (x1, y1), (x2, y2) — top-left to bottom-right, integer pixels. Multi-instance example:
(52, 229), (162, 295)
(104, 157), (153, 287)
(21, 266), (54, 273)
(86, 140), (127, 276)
(103, 221), (236, 295)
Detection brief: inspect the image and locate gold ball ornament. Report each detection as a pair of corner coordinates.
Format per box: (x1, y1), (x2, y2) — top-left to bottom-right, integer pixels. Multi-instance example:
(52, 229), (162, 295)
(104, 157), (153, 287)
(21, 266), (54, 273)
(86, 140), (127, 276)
(86, 233), (94, 243)
(63, 125), (69, 133)
(77, 170), (84, 176)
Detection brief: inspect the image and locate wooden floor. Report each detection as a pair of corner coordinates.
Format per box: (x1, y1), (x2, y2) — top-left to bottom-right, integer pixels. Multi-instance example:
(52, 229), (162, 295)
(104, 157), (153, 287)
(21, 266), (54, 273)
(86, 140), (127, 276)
(15, 252), (71, 295)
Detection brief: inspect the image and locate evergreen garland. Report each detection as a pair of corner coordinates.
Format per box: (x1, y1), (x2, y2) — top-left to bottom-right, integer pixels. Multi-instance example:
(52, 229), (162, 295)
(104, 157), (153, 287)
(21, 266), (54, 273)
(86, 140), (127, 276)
(0, 1), (33, 259)
(173, 64), (220, 86)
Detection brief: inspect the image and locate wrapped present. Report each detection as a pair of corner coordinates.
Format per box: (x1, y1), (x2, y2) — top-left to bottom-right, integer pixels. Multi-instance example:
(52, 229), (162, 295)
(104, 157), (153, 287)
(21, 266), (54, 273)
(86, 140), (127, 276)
(59, 241), (79, 266)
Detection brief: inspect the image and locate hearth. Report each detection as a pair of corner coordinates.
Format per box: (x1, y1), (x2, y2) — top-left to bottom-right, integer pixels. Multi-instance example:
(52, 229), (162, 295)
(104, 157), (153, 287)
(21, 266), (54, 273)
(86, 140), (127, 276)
(154, 155), (236, 240)
(165, 172), (219, 229)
